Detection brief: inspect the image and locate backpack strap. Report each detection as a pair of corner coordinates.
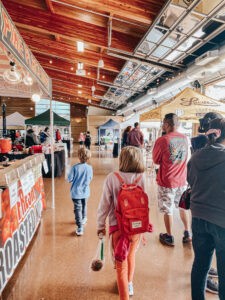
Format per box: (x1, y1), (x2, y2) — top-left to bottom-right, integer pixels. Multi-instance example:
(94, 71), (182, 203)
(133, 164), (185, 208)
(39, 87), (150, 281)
(133, 174), (143, 185)
(114, 172), (125, 185)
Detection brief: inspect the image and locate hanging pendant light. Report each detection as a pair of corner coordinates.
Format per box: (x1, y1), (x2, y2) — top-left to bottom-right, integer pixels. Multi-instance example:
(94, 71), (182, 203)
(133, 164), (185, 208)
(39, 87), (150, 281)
(98, 59), (104, 68)
(31, 93), (41, 103)
(23, 73), (33, 86)
(3, 61), (22, 84)
(91, 85), (96, 92)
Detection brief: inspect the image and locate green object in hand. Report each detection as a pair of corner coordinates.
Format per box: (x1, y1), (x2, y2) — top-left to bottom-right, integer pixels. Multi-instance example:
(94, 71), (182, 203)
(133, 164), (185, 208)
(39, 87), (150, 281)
(100, 240), (104, 261)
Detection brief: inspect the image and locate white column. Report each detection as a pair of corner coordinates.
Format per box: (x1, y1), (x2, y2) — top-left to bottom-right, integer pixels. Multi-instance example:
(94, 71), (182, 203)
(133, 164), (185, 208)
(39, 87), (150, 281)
(50, 99), (55, 209)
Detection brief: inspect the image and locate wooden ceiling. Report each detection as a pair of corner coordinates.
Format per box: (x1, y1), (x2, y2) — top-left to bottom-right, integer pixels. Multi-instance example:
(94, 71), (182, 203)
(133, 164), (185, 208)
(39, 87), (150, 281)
(2, 0), (166, 108)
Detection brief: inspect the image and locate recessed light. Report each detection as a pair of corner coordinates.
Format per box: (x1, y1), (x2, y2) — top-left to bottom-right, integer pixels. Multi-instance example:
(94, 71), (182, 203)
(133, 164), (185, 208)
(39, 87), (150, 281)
(77, 41), (84, 52)
(102, 75), (105, 78)
(71, 67), (74, 71)
(78, 91), (82, 94)
(78, 62), (83, 70)
(78, 84), (82, 87)
(49, 60), (53, 64)
(88, 72), (90, 75)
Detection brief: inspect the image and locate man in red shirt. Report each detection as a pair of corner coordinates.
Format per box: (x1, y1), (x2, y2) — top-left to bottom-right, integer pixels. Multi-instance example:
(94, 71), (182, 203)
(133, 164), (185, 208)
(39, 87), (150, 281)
(153, 113), (191, 246)
(127, 122), (144, 148)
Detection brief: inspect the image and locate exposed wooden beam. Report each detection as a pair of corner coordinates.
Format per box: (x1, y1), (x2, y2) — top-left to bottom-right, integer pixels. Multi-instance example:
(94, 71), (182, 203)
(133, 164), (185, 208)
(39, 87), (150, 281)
(18, 29), (124, 72)
(45, 0), (55, 13)
(3, 1), (140, 52)
(33, 52), (116, 83)
(52, 0), (162, 25)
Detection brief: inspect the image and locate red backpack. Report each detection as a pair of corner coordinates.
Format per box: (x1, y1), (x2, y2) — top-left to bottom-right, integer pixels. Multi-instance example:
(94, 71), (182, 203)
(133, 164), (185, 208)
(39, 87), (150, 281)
(114, 172), (152, 236)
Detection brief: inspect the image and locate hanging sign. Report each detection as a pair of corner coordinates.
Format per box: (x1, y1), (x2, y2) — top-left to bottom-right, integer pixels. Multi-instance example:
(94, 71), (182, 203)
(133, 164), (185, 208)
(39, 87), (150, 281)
(0, 2), (52, 97)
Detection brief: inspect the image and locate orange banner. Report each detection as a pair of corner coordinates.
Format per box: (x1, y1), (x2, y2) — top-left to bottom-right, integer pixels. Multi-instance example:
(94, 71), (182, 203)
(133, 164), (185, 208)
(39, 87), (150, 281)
(0, 176), (46, 293)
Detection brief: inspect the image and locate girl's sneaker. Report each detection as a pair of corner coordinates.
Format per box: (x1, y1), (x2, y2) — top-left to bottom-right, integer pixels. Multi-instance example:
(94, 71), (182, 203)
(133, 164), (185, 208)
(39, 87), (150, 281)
(128, 282), (134, 296)
(76, 227), (83, 236)
(82, 217), (88, 225)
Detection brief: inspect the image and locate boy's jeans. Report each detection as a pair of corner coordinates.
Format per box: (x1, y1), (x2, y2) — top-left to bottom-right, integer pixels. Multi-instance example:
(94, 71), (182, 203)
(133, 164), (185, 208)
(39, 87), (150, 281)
(72, 199), (87, 228)
(191, 218), (225, 300)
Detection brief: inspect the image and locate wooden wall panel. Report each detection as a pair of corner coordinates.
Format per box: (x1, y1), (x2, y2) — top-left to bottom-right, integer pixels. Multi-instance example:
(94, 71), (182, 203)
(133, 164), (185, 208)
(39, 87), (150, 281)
(0, 97), (35, 118)
(88, 115), (122, 144)
(70, 103), (87, 143)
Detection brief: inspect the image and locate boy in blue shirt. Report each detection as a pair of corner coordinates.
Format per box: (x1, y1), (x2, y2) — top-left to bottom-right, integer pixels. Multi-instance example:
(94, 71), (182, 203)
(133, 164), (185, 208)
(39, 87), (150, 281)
(67, 148), (93, 236)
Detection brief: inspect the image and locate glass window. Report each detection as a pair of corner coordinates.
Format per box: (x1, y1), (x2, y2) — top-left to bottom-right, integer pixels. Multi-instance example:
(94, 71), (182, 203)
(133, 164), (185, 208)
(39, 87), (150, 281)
(179, 13), (203, 35)
(195, 0), (224, 15)
(151, 46), (170, 58)
(136, 41), (155, 55)
(36, 99), (70, 120)
(165, 50), (183, 62)
(177, 37), (199, 51)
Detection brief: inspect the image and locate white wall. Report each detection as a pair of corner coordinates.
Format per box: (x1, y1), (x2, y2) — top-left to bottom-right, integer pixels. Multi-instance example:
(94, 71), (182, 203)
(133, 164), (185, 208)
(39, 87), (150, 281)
(88, 106), (113, 116)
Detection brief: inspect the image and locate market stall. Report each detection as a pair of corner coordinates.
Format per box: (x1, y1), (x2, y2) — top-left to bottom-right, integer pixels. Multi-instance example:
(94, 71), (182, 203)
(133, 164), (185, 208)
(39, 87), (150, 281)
(0, 2), (53, 294)
(140, 88), (225, 123)
(97, 119), (121, 152)
(25, 109), (72, 153)
(0, 112), (26, 130)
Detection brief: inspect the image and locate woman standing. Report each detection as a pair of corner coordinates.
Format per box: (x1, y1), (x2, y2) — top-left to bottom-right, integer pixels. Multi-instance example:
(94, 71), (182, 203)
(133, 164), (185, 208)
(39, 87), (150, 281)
(122, 126), (132, 148)
(188, 118), (225, 300)
(78, 132), (85, 148)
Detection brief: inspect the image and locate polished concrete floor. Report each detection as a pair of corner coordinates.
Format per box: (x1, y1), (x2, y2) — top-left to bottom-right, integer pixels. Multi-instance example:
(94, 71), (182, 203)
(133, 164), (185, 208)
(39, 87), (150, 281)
(2, 149), (218, 300)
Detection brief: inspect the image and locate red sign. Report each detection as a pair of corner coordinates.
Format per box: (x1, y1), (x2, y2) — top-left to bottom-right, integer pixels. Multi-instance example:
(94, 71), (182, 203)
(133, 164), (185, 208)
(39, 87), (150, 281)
(0, 176), (46, 293)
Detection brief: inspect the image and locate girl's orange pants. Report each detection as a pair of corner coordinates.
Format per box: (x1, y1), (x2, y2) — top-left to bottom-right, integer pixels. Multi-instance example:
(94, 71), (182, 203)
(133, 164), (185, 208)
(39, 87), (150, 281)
(112, 231), (140, 300)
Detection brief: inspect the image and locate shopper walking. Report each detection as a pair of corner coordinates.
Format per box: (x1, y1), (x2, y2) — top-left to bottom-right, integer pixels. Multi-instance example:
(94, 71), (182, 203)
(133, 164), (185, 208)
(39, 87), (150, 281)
(97, 146), (147, 300)
(67, 148), (93, 236)
(85, 131), (91, 150)
(191, 112), (223, 294)
(188, 117), (225, 300)
(78, 132), (85, 148)
(153, 113), (191, 246)
(126, 122), (144, 148)
(122, 126), (132, 148)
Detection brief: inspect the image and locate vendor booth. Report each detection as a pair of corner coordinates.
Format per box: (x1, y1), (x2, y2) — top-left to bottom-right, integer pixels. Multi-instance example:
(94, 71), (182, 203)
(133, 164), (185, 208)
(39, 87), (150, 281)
(0, 2), (53, 295)
(140, 88), (225, 123)
(25, 109), (72, 153)
(0, 112), (26, 129)
(98, 119), (120, 143)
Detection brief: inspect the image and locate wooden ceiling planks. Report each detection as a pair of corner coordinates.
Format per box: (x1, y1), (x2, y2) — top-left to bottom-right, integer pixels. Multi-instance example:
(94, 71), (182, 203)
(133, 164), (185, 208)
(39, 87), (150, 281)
(1, 0), (166, 108)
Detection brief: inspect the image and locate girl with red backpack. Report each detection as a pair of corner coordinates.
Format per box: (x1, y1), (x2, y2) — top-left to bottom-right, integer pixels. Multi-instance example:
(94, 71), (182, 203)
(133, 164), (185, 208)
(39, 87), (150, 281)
(97, 146), (152, 300)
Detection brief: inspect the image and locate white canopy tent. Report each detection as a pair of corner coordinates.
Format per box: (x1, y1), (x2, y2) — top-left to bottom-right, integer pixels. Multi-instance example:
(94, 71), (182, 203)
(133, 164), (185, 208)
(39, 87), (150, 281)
(0, 112), (26, 129)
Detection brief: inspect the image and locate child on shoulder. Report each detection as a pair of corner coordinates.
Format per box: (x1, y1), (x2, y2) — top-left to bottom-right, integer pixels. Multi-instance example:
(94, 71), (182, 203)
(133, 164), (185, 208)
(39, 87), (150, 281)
(97, 146), (146, 300)
(67, 148), (93, 236)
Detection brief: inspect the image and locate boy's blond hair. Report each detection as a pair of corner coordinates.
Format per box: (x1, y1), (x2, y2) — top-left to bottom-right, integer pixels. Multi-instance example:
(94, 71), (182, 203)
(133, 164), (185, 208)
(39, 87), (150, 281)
(119, 146), (145, 173)
(78, 148), (91, 163)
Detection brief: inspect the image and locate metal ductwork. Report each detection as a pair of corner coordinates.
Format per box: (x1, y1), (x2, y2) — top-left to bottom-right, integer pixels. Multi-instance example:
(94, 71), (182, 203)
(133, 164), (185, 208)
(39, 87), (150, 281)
(118, 44), (225, 116)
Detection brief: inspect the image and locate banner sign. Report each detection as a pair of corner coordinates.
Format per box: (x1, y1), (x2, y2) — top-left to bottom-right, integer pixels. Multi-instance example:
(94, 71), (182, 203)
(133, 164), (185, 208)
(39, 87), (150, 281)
(0, 2), (52, 97)
(0, 175), (46, 293)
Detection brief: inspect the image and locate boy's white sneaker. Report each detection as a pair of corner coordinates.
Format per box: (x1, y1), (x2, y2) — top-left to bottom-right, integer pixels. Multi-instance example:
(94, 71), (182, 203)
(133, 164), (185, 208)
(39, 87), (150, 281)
(128, 282), (134, 296)
(82, 217), (88, 225)
(76, 227), (83, 236)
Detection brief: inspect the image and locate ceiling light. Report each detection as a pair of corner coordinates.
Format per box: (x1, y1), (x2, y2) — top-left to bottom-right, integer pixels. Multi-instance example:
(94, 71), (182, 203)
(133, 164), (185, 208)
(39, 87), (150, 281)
(78, 62), (83, 70)
(23, 74), (33, 86)
(71, 67), (74, 71)
(88, 99), (92, 103)
(88, 72), (90, 75)
(77, 41), (84, 52)
(102, 75), (105, 78)
(3, 61), (22, 84)
(91, 85), (96, 92)
(78, 84), (82, 87)
(49, 60), (53, 64)
(31, 93), (41, 103)
(98, 59), (104, 68)
(78, 91), (82, 94)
